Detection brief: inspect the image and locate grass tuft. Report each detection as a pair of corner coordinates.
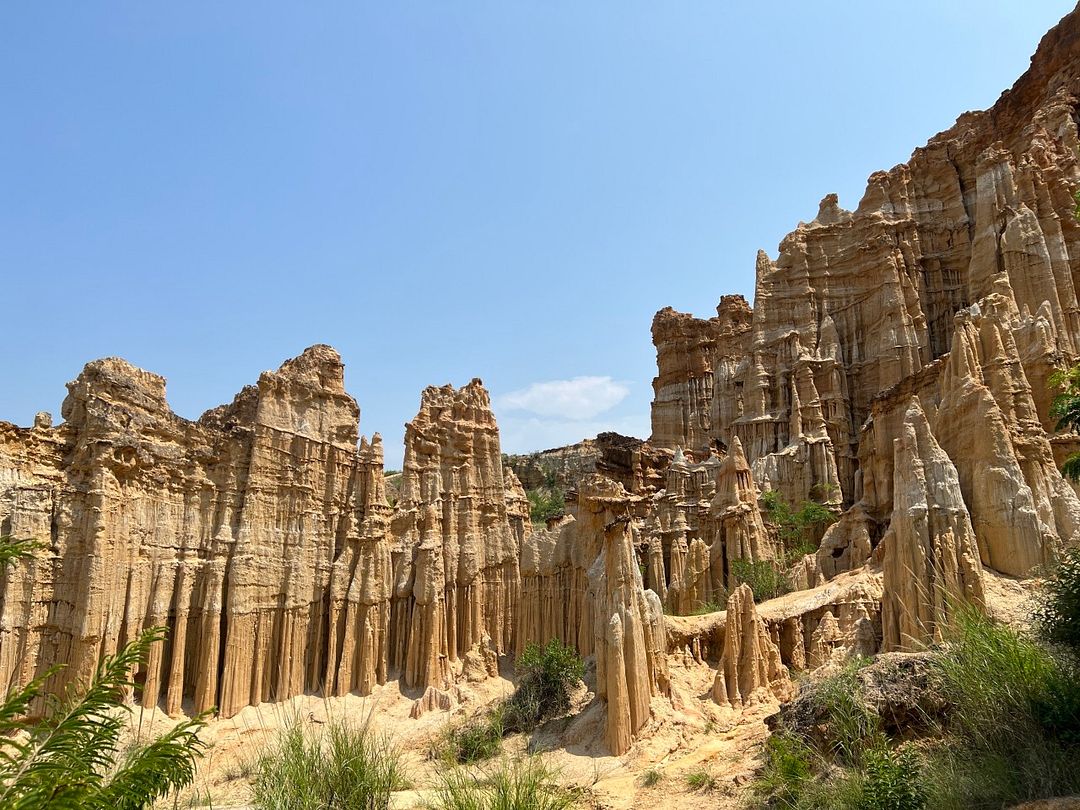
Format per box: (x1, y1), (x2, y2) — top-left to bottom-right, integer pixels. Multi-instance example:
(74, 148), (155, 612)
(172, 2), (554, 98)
(685, 767), (718, 792)
(436, 708), (505, 765)
(429, 757), (573, 810)
(250, 714), (406, 810)
(638, 767), (663, 787)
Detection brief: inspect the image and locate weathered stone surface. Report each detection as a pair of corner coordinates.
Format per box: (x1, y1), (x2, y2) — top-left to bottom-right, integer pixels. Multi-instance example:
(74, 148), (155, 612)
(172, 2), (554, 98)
(712, 583), (791, 708)
(505, 432), (669, 496)
(880, 399), (984, 651)
(649, 4), (1080, 594)
(584, 478), (669, 754)
(388, 379), (520, 691)
(0, 347), (391, 717)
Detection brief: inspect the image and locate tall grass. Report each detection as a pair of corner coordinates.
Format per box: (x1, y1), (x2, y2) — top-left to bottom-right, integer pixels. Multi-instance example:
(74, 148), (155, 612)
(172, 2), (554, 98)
(251, 714), (406, 810)
(752, 607), (1080, 810)
(429, 758), (574, 810)
(921, 607), (1080, 809)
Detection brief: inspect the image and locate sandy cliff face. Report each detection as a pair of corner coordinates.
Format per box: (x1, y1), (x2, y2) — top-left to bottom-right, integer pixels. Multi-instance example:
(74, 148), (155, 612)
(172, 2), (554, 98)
(648, 5), (1080, 652)
(0, 346), (391, 717)
(0, 360), (669, 753)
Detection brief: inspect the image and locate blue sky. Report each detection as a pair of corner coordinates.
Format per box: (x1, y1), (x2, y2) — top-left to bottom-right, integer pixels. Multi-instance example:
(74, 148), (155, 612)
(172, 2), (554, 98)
(1, 2), (1073, 469)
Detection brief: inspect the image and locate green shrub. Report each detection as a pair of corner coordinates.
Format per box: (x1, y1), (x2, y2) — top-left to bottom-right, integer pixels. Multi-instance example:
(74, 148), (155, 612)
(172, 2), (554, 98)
(430, 758), (573, 810)
(526, 488), (565, 525)
(857, 747), (926, 810)
(1036, 545), (1080, 655)
(751, 732), (816, 807)
(503, 639), (584, 733)
(809, 660), (880, 766)
(760, 491), (837, 560)
(251, 714), (406, 810)
(0, 627), (207, 810)
(438, 708), (505, 764)
(688, 599), (726, 616)
(730, 558), (788, 602)
(921, 607), (1080, 807)
(1050, 363), (1080, 480)
(749, 660), (926, 810)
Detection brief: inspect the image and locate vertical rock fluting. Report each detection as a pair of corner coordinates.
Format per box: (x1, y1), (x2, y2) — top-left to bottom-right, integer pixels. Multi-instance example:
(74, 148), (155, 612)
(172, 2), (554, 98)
(388, 379), (520, 691)
(648, 5), (1080, 598)
(880, 399), (984, 651)
(649, 5), (1080, 518)
(584, 477), (669, 755)
(710, 436), (775, 588)
(0, 347), (393, 717)
(712, 583), (790, 708)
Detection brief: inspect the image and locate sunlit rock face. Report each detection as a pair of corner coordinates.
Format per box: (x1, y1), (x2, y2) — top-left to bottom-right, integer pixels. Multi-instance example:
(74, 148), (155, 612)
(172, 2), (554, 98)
(647, 5), (1080, 649)
(0, 346), (392, 717)
(7, 3), (1080, 758)
(388, 378), (521, 691)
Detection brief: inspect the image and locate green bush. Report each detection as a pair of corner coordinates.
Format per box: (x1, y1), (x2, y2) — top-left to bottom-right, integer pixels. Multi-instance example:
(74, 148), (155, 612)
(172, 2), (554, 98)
(730, 558), (788, 602)
(760, 491), (837, 560)
(809, 660), (880, 766)
(857, 747), (926, 810)
(430, 757), (573, 810)
(0, 627), (207, 810)
(438, 708), (505, 764)
(751, 732), (816, 807)
(1036, 545), (1080, 655)
(251, 715), (406, 810)
(750, 660), (926, 810)
(1050, 364), (1080, 480)
(503, 639), (584, 733)
(921, 607), (1080, 807)
(526, 487), (565, 525)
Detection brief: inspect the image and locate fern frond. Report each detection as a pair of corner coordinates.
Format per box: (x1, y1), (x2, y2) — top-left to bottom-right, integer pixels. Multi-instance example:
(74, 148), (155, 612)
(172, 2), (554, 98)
(0, 627), (167, 807)
(0, 536), (44, 568)
(96, 711), (210, 810)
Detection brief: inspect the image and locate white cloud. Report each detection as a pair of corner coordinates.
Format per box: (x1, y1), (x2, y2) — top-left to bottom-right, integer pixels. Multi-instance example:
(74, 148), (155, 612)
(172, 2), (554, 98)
(496, 376), (629, 420)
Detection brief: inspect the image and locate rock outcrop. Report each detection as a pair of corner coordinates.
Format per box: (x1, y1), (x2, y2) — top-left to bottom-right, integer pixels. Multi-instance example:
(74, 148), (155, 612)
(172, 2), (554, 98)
(712, 583), (790, 708)
(648, 4), (1080, 648)
(0, 347), (392, 717)
(388, 380), (520, 691)
(880, 399), (984, 652)
(585, 478), (669, 754)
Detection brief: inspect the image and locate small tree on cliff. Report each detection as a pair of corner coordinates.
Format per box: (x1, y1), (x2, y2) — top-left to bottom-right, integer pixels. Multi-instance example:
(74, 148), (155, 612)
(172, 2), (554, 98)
(1050, 364), (1080, 480)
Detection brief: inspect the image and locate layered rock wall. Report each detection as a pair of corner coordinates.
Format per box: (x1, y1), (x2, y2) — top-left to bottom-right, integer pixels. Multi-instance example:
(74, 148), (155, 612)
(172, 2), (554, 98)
(649, 5), (1080, 649)
(0, 347), (392, 717)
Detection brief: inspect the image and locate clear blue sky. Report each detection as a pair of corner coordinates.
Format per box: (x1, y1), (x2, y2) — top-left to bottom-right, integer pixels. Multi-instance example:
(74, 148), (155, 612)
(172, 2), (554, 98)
(2, 2), (1073, 469)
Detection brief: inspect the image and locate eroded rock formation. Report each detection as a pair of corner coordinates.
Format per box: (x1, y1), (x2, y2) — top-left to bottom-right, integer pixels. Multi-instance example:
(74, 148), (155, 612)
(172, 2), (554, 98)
(712, 583), (790, 708)
(388, 380), (520, 691)
(0, 347), (392, 717)
(880, 399), (984, 651)
(649, 5), (1080, 650)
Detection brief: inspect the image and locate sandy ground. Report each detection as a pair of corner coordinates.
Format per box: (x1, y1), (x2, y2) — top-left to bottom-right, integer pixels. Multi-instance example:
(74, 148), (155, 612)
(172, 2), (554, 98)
(139, 652), (778, 809)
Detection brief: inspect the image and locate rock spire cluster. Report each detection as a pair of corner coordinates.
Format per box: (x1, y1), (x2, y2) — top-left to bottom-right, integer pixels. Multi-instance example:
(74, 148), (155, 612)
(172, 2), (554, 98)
(7, 2), (1080, 760)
